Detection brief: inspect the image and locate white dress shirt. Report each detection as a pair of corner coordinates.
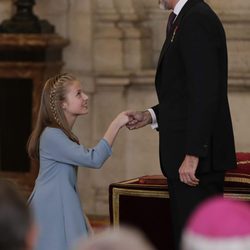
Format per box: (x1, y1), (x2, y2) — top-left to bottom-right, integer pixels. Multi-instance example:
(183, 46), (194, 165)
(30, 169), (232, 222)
(174, 0), (189, 16)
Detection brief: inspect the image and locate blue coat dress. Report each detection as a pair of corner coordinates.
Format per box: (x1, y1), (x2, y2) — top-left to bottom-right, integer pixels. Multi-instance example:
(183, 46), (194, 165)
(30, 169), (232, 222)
(28, 127), (112, 250)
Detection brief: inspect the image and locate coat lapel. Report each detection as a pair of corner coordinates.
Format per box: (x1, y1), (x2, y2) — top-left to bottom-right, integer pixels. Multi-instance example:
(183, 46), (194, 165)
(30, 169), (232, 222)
(156, 0), (203, 71)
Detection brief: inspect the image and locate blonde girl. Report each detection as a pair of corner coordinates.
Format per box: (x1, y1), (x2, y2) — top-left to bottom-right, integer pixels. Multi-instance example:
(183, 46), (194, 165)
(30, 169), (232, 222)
(27, 73), (130, 250)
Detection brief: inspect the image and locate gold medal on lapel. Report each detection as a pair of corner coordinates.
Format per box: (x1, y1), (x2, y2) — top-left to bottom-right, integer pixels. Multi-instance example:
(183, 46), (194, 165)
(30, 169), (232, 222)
(171, 26), (178, 43)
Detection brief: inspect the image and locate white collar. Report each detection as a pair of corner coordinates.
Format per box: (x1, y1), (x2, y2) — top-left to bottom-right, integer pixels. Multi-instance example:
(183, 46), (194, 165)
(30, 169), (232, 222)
(174, 0), (189, 16)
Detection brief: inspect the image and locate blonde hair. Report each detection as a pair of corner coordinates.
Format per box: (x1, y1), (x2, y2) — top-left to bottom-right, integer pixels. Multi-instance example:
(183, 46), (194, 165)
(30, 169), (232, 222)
(27, 73), (79, 160)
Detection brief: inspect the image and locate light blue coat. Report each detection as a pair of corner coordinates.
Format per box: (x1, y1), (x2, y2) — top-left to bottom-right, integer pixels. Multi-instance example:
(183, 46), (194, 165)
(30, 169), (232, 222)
(28, 127), (112, 250)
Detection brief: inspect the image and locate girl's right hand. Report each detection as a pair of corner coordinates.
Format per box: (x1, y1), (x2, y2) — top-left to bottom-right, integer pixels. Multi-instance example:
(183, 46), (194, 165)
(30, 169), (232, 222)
(103, 111), (132, 147)
(114, 111), (131, 129)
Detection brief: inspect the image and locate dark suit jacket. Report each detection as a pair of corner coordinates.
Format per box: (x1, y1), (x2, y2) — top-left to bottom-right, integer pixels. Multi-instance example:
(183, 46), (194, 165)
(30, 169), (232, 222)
(152, 0), (236, 179)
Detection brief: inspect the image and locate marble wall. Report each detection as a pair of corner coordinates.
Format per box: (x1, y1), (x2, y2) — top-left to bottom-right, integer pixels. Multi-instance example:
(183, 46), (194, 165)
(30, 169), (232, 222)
(1, 0), (249, 215)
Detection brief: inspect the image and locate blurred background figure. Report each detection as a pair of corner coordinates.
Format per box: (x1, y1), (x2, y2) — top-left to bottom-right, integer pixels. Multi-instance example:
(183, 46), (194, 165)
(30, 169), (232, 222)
(74, 226), (156, 250)
(181, 196), (250, 250)
(0, 180), (37, 250)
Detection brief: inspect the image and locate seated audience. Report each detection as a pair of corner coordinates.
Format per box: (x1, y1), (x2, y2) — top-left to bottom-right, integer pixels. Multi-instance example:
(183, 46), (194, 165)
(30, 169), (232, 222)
(74, 226), (156, 250)
(181, 196), (250, 250)
(0, 180), (37, 250)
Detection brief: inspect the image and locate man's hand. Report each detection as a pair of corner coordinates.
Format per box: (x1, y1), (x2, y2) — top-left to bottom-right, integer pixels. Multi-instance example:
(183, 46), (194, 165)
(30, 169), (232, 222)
(179, 155), (199, 186)
(126, 111), (152, 130)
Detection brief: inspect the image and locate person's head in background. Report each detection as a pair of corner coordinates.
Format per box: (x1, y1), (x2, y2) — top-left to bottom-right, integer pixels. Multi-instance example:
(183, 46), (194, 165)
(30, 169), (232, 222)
(181, 196), (250, 250)
(0, 180), (37, 250)
(74, 226), (156, 250)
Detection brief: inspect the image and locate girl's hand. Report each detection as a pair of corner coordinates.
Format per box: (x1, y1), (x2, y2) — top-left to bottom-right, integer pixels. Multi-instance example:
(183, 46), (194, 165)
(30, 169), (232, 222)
(114, 111), (132, 129)
(103, 111), (132, 147)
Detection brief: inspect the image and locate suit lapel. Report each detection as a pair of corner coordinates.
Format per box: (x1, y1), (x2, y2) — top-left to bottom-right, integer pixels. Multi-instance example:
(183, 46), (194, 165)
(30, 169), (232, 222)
(156, 0), (203, 71)
(157, 33), (172, 69)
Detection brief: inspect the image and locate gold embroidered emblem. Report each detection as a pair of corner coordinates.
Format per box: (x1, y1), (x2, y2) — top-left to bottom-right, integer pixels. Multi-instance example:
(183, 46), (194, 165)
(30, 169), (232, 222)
(171, 26), (178, 43)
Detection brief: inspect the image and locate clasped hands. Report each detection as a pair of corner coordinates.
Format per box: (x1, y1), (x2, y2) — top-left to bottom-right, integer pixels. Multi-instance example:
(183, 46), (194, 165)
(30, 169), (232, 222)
(126, 110), (152, 130)
(125, 110), (199, 187)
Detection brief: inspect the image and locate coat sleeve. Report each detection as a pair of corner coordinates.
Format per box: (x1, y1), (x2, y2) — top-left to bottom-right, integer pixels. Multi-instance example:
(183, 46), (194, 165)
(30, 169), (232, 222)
(40, 128), (112, 168)
(180, 12), (222, 157)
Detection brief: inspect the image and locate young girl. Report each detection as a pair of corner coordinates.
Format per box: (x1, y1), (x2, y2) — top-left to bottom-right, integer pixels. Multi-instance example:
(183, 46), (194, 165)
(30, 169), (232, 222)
(27, 73), (130, 250)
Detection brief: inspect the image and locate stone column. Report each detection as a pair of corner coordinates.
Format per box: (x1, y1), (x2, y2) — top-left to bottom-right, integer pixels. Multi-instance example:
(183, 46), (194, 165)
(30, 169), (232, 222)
(94, 0), (123, 72)
(79, 0), (124, 214)
(206, 0), (250, 90)
(115, 0), (152, 70)
(125, 70), (160, 179)
(89, 74), (129, 214)
(142, 1), (169, 66)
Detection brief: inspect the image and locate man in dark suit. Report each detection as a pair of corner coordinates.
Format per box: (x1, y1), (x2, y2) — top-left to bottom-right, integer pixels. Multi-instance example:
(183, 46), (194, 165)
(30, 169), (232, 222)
(127, 0), (237, 249)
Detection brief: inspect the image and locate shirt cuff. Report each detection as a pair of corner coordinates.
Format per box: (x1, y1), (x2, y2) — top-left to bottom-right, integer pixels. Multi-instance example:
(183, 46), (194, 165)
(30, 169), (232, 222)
(147, 108), (158, 129)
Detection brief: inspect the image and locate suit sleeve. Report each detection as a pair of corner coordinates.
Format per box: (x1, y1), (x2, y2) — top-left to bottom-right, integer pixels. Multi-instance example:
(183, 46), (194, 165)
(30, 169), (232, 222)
(180, 13), (221, 157)
(40, 128), (112, 168)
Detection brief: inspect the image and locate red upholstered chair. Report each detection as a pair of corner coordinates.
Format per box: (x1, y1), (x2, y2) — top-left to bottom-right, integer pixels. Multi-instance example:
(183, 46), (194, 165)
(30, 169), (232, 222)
(225, 152), (250, 189)
(223, 152), (250, 202)
(109, 153), (250, 250)
(138, 152), (250, 191)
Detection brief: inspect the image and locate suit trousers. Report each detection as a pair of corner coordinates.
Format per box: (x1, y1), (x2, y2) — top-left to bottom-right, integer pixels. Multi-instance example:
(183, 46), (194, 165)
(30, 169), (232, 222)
(167, 170), (225, 250)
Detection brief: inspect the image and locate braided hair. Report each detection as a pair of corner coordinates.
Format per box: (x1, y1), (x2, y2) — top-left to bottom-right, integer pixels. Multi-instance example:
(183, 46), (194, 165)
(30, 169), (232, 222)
(27, 73), (80, 160)
(49, 75), (62, 125)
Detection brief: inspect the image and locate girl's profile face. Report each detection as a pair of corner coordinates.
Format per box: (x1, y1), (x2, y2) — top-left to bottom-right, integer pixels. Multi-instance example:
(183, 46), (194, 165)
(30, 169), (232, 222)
(62, 80), (89, 119)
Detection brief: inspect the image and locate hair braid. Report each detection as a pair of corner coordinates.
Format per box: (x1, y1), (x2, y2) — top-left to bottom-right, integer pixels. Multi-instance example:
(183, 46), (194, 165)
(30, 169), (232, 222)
(27, 73), (81, 159)
(49, 75), (62, 126)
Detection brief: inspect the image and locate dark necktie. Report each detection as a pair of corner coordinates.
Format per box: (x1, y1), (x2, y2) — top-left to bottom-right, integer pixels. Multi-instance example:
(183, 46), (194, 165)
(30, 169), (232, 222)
(166, 12), (177, 36)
